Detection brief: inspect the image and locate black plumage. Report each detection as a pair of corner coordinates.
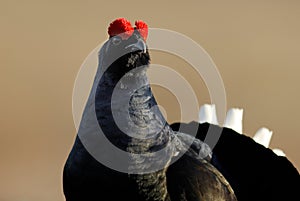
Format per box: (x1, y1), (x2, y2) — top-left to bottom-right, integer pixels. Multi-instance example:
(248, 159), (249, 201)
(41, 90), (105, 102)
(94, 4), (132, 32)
(63, 23), (237, 201)
(171, 121), (300, 201)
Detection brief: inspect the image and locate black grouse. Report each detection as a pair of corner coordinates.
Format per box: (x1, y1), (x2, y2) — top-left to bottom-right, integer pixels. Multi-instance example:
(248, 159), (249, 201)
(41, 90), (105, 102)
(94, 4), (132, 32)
(63, 18), (237, 201)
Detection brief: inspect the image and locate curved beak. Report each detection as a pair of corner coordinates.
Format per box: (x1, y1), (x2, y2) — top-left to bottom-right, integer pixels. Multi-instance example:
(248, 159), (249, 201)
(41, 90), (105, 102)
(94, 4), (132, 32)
(125, 38), (147, 53)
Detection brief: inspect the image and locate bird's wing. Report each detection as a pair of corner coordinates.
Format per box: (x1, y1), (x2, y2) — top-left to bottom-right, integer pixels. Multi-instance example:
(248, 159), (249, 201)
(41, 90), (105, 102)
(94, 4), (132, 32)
(166, 153), (237, 201)
(166, 132), (237, 201)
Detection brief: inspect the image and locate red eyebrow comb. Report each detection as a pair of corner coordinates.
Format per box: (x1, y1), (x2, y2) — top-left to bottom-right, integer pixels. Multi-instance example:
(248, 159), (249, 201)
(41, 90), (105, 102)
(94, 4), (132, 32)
(135, 20), (148, 41)
(108, 18), (134, 40)
(108, 18), (148, 41)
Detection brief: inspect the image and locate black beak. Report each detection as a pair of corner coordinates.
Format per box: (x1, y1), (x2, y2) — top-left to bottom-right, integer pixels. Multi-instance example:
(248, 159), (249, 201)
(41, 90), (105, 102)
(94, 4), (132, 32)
(125, 38), (147, 53)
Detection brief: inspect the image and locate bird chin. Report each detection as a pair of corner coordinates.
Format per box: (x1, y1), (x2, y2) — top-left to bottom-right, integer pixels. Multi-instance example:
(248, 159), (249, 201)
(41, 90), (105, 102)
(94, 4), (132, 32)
(125, 51), (149, 70)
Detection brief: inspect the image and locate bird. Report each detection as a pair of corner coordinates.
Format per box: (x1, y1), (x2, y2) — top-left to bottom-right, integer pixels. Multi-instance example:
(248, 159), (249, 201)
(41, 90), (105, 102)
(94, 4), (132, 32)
(63, 18), (237, 201)
(171, 107), (300, 201)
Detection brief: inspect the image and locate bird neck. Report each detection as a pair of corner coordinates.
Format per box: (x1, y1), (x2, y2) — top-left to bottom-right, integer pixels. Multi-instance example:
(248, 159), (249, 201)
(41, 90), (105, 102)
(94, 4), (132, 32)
(95, 66), (171, 153)
(95, 65), (174, 200)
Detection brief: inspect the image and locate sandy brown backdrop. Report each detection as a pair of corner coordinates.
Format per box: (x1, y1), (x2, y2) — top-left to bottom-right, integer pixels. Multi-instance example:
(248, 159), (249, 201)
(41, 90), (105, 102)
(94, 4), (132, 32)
(1, 1), (300, 201)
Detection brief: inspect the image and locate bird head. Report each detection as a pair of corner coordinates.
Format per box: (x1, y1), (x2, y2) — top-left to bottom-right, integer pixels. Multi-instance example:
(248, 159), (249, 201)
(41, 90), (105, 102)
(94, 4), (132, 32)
(101, 18), (150, 79)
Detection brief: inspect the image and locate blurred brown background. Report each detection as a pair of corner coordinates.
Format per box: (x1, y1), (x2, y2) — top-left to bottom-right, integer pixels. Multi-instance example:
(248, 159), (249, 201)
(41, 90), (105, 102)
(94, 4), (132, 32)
(1, 1), (300, 200)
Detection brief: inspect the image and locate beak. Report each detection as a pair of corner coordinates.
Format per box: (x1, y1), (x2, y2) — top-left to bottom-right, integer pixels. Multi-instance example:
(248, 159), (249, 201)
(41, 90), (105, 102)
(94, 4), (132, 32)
(125, 38), (147, 53)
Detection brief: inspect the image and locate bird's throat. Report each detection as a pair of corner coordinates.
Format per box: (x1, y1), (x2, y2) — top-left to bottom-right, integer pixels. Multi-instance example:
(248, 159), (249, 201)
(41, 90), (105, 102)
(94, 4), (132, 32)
(95, 66), (170, 153)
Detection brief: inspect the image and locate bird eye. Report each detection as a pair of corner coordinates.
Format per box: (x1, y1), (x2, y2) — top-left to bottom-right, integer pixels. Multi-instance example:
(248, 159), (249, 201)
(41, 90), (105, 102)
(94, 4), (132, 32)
(111, 36), (122, 46)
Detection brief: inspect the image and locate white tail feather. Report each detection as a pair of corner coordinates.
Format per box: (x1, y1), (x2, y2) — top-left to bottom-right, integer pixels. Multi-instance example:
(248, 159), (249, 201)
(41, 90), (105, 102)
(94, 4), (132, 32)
(199, 104), (218, 125)
(223, 108), (243, 134)
(272, 148), (286, 157)
(253, 127), (273, 148)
